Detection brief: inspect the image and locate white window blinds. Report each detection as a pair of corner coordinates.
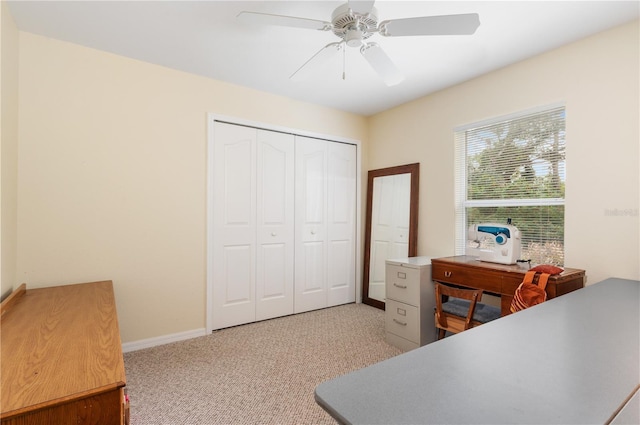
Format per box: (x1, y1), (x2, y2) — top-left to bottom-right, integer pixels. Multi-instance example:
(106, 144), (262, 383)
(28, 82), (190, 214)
(454, 105), (566, 266)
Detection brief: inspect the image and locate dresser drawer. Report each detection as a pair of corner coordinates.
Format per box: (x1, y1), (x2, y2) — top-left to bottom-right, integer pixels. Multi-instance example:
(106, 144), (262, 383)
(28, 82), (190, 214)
(386, 265), (420, 305)
(431, 262), (502, 294)
(385, 299), (419, 342)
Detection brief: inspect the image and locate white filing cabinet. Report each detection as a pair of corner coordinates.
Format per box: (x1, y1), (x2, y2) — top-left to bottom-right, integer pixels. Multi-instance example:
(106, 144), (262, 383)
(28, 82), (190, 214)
(385, 257), (436, 351)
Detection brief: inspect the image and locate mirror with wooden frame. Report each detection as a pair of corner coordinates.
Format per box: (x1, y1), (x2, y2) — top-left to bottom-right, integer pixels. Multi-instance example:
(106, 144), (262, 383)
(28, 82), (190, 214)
(362, 163), (420, 310)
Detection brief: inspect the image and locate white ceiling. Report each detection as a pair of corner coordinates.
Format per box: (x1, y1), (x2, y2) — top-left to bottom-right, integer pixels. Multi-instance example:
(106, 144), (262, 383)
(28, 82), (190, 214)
(8, 1), (639, 116)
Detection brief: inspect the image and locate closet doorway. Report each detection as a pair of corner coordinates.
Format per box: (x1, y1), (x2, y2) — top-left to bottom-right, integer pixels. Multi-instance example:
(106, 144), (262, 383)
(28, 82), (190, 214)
(206, 115), (362, 332)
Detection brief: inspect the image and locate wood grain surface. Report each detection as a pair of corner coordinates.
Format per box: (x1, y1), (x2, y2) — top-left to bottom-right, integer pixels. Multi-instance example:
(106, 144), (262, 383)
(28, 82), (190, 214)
(431, 256), (585, 316)
(1, 281), (126, 422)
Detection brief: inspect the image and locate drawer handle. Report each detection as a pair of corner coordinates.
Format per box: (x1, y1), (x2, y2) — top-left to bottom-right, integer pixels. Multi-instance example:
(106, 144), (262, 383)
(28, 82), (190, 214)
(393, 318), (407, 326)
(444, 271), (452, 278)
(393, 283), (407, 289)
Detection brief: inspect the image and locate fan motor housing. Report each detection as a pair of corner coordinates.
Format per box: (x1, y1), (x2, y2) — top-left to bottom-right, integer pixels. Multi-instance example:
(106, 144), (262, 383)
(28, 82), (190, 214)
(331, 4), (378, 42)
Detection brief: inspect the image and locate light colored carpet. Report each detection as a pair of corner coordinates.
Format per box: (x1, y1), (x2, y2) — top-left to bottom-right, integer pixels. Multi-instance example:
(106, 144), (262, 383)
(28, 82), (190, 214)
(124, 303), (402, 424)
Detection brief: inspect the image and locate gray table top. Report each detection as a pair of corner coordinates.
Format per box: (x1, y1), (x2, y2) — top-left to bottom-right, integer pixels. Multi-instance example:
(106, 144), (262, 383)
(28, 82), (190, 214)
(315, 278), (640, 424)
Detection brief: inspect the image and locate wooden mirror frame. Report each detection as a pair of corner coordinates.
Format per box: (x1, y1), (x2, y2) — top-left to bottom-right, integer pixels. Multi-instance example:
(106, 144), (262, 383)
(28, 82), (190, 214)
(362, 163), (420, 310)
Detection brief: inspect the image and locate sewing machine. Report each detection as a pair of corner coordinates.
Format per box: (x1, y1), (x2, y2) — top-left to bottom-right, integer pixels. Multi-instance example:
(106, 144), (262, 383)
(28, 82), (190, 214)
(467, 223), (522, 265)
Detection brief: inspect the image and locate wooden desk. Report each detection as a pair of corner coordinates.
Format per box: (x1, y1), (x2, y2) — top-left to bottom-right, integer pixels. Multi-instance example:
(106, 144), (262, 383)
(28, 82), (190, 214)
(431, 255), (585, 315)
(315, 278), (640, 424)
(1, 281), (128, 425)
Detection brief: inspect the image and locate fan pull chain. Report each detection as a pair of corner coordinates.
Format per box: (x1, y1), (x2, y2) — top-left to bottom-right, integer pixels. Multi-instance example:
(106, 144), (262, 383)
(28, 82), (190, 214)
(342, 43), (346, 80)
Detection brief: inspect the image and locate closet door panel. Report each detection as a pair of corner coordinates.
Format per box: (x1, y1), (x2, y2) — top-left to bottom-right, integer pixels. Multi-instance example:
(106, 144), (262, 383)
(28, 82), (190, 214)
(301, 241), (325, 291)
(212, 123), (256, 329)
(327, 239), (351, 302)
(391, 173), (412, 257)
(259, 244), (287, 294)
(224, 245), (253, 303)
(327, 143), (357, 306)
(295, 137), (328, 313)
(370, 173), (411, 285)
(256, 130), (294, 321)
(369, 176), (394, 291)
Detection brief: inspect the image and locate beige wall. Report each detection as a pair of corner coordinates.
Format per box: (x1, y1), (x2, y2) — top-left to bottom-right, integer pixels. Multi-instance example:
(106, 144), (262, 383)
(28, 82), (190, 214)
(1, 1), (19, 299)
(11, 14), (639, 344)
(16, 32), (367, 343)
(368, 20), (640, 285)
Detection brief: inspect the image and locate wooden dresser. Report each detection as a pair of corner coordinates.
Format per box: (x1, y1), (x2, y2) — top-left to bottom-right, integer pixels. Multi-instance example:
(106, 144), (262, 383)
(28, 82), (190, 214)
(1, 280), (129, 425)
(431, 256), (585, 316)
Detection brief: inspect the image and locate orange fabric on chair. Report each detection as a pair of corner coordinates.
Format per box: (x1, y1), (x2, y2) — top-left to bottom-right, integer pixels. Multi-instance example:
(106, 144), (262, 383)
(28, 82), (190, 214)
(530, 264), (564, 275)
(510, 270), (550, 313)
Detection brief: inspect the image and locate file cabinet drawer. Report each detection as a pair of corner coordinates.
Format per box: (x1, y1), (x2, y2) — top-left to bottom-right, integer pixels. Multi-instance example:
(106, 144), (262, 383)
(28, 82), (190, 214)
(386, 265), (420, 306)
(385, 299), (419, 342)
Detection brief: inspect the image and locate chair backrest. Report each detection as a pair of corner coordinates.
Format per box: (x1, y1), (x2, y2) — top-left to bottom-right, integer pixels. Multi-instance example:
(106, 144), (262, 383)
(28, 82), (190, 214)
(434, 283), (484, 337)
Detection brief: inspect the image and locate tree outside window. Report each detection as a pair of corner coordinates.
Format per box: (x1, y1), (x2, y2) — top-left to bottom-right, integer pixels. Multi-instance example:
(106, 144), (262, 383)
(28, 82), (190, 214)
(455, 106), (566, 266)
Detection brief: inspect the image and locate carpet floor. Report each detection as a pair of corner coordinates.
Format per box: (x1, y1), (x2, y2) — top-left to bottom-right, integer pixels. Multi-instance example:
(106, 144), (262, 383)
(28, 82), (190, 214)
(124, 303), (402, 424)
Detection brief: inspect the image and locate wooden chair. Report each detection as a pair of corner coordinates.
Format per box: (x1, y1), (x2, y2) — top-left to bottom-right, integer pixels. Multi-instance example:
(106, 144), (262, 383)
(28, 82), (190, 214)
(434, 283), (501, 340)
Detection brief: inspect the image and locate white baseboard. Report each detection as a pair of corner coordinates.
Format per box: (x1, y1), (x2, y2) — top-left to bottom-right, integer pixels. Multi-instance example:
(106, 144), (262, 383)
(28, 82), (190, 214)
(122, 328), (207, 353)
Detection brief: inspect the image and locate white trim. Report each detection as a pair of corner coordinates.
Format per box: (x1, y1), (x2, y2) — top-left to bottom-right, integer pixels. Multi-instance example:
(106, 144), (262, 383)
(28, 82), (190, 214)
(209, 113), (361, 146)
(464, 198), (565, 207)
(454, 130), (467, 256)
(122, 328), (207, 353)
(454, 102), (566, 132)
(206, 116), (216, 334)
(355, 134), (362, 304)
(453, 104), (567, 258)
(206, 113), (362, 333)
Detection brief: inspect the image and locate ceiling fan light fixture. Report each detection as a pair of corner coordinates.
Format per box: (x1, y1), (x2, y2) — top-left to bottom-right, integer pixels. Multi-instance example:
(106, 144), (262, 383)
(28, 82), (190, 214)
(345, 28), (363, 47)
(239, 1), (481, 86)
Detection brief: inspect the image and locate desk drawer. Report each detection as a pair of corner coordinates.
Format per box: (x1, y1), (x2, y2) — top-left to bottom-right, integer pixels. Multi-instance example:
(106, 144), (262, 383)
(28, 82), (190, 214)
(501, 274), (523, 295)
(386, 265), (420, 305)
(385, 299), (419, 343)
(431, 262), (502, 294)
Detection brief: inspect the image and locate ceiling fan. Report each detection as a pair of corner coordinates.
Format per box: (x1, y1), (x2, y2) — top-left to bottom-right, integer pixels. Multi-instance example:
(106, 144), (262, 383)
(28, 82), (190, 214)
(237, 0), (480, 86)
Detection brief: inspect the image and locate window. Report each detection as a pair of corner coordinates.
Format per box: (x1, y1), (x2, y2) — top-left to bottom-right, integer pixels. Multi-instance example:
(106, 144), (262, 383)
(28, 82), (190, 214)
(454, 105), (566, 266)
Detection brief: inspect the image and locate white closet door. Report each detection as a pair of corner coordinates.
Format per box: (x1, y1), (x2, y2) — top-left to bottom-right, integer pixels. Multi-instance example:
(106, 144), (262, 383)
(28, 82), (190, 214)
(391, 173), (412, 257)
(209, 117), (358, 330)
(370, 176), (392, 292)
(294, 136), (328, 313)
(327, 142), (357, 306)
(256, 130), (295, 321)
(371, 173), (411, 275)
(212, 122), (256, 329)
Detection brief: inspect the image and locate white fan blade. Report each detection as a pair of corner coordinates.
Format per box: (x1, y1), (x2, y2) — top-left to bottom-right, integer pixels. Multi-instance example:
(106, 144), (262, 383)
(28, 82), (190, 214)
(237, 11), (331, 31)
(360, 42), (404, 86)
(380, 13), (480, 37)
(348, 0), (375, 15)
(290, 42), (343, 81)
